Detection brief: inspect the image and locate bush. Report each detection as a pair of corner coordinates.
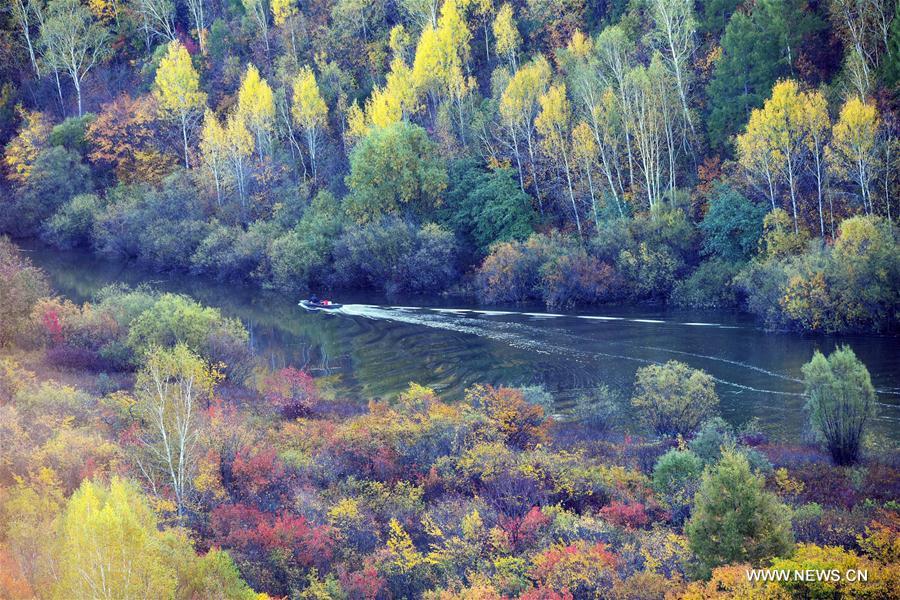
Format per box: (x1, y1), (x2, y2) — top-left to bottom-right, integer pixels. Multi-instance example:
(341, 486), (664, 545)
(652, 449), (703, 524)
(344, 122), (448, 222)
(572, 385), (622, 434)
(686, 450), (794, 576)
(267, 191), (342, 290)
(802, 345), (877, 465)
(670, 258), (742, 308)
(2, 147), (92, 236)
(631, 361), (719, 437)
(42, 193), (102, 248)
(689, 417), (736, 464)
(331, 218), (458, 295)
(476, 233), (616, 306)
(0, 237), (50, 346)
(125, 293), (249, 369)
(699, 186), (767, 262)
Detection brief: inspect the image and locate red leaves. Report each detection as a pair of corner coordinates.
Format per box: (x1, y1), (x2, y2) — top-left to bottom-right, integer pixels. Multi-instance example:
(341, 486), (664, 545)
(599, 501), (650, 529)
(500, 506), (551, 551)
(210, 503), (335, 568)
(231, 447), (285, 497)
(41, 309), (63, 345)
(262, 367), (320, 418)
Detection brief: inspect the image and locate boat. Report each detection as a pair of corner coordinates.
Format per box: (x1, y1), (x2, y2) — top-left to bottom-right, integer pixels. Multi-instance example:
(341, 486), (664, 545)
(299, 299), (343, 311)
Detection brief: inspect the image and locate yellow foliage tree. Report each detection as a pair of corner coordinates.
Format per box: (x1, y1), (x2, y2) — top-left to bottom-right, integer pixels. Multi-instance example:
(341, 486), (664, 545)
(154, 40), (207, 168)
(537, 83), (582, 237)
(3, 109), (51, 184)
(199, 109), (227, 206)
(828, 96), (880, 215)
(291, 66), (329, 179)
(56, 477), (177, 599)
(500, 56), (551, 210)
(737, 80), (828, 233)
(493, 3), (520, 70)
(237, 64), (275, 161)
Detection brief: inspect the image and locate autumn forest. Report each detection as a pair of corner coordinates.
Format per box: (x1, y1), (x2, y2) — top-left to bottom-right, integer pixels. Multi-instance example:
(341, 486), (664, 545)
(1, 0), (899, 598)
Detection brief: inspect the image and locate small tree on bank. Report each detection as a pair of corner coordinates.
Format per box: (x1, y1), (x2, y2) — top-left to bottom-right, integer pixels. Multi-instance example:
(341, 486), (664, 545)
(686, 449), (794, 577)
(802, 345), (877, 465)
(631, 360), (719, 437)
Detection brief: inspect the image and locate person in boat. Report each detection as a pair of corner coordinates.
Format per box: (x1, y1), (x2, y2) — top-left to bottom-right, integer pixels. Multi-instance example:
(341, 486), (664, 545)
(309, 294), (320, 304)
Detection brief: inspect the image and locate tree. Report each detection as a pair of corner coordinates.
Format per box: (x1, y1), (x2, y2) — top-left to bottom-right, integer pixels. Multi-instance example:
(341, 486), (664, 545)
(706, 0), (822, 151)
(271, 0), (299, 57)
(829, 0), (894, 99)
(493, 3), (520, 70)
(242, 0), (271, 56)
(650, 0), (697, 141)
(39, 0), (110, 116)
(536, 83), (582, 237)
(135, 0), (177, 45)
(225, 111), (254, 212)
(154, 41), (207, 169)
(500, 56), (551, 212)
(0, 237), (50, 347)
(686, 450), (794, 576)
(344, 122), (448, 222)
(802, 345), (877, 465)
(56, 477), (178, 598)
(133, 344), (217, 517)
(237, 64), (275, 161)
(699, 186), (768, 262)
(630, 360), (719, 437)
(199, 109), (227, 206)
(291, 66), (329, 180)
(737, 80), (823, 232)
(11, 0), (42, 77)
(185, 0), (207, 51)
(3, 109), (51, 185)
(828, 96), (880, 215)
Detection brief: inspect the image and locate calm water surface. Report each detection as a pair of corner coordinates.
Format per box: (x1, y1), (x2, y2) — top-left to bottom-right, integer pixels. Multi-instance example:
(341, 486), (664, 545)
(22, 242), (900, 443)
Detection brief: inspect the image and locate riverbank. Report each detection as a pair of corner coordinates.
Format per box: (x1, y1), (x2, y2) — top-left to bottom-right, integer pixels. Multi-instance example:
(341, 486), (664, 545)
(19, 238), (900, 444)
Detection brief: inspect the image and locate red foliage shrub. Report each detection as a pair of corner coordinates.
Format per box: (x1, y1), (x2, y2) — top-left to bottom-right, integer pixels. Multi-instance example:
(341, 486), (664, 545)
(42, 309), (63, 345)
(339, 563), (389, 600)
(599, 501), (650, 529)
(500, 506), (551, 550)
(225, 445), (291, 509)
(262, 367), (320, 418)
(793, 463), (858, 509)
(210, 503), (335, 568)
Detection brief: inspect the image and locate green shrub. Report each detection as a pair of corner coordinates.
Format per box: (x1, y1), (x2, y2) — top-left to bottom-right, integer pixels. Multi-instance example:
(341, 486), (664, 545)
(802, 345), (877, 465)
(43, 193), (102, 248)
(686, 449), (794, 576)
(0, 237), (50, 346)
(631, 361), (719, 437)
(671, 258), (742, 308)
(125, 293), (249, 368)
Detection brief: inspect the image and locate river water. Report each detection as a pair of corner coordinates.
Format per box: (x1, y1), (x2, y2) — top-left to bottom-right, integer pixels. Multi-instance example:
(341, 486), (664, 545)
(22, 241), (900, 443)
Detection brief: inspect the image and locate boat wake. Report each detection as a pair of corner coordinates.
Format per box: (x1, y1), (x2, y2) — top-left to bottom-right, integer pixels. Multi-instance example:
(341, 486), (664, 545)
(334, 304), (809, 398)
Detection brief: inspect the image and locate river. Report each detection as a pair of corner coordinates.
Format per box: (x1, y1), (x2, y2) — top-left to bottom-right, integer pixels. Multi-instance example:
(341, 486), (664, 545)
(21, 241), (900, 443)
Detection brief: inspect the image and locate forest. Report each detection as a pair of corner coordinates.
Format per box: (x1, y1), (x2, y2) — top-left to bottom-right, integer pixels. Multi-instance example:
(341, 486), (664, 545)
(1, 0), (899, 598)
(0, 0), (898, 332)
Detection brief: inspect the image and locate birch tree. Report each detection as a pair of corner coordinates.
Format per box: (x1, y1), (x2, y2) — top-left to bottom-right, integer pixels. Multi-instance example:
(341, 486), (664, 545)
(134, 344), (216, 518)
(828, 96), (880, 214)
(39, 0), (110, 116)
(154, 41), (207, 168)
(500, 56), (551, 212)
(650, 0), (697, 141)
(242, 0), (271, 57)
(536, 83), (582, 237)
(11, 0), (42, 77)
(135, 0), (177, 44)
(237, 63), (275, 161)
(199, 109), (227, 206)
(291, 66), (329, 180)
